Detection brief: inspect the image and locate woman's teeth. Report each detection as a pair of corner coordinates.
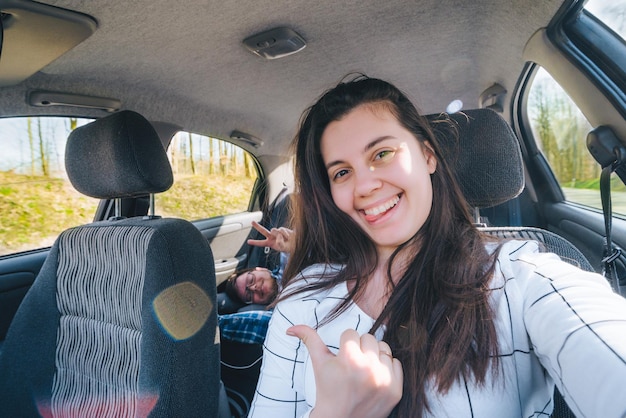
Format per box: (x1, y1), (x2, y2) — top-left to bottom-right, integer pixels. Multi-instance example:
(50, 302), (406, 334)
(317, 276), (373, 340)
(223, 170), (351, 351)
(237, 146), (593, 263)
(364, 195), (400, 216)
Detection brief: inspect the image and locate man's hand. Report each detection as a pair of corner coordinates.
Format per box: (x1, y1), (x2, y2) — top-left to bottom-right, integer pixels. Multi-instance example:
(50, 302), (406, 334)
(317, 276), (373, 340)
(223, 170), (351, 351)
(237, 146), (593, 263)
(247, 220), (294, 254)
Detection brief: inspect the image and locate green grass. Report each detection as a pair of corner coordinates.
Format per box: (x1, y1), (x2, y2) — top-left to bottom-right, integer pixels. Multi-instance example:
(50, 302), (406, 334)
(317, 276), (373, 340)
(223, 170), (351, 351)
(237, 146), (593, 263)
(566, 177), (626, 192)
(0, 171), (255, 255)
(0, 171), (99, 254)
(157, 174), (256, 220)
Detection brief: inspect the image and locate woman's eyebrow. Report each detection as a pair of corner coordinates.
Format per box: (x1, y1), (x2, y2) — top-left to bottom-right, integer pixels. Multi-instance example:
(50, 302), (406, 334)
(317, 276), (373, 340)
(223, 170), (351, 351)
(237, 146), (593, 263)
(364, 136), (394, 152)
(325, 136), (395, 170)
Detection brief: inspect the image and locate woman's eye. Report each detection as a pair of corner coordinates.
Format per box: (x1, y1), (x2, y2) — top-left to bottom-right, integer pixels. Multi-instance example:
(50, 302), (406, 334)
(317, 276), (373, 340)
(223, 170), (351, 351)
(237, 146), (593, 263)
(333, 169), (349, 180)
(374, 149), (394, 161)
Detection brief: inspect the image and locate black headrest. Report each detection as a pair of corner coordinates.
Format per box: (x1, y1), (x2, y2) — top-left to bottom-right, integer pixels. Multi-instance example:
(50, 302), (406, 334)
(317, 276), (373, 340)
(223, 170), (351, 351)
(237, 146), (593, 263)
(429, 108), (524, 208)
(65, 110), (173, 199)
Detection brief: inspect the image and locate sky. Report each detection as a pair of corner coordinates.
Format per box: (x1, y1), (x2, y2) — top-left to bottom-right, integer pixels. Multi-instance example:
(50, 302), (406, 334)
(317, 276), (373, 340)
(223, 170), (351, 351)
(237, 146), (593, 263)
(0, 117), (91, 176)
(586, 0), (626, 39)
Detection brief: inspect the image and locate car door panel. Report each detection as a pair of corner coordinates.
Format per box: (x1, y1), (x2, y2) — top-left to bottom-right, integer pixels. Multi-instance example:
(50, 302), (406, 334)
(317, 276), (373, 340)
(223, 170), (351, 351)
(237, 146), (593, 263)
(193, 211), (263, 285)
(543, 201), (626, 291)
(0, 250), (49, 343)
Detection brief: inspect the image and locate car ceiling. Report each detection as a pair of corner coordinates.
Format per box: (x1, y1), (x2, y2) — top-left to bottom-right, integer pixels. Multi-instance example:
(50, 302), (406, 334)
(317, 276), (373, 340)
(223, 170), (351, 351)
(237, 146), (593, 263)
(0, 0), (564, 158)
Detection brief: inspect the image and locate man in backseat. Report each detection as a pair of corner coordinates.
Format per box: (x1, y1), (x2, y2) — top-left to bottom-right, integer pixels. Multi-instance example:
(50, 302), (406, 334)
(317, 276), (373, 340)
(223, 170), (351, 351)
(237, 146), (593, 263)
(218, 221), (293, 345)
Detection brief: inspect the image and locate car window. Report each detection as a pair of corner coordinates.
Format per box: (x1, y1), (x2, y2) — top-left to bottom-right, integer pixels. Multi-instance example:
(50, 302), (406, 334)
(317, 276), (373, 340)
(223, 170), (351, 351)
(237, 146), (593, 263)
(0, 117), (99, 256)
(585, 0), (626, 41)
(527, 67), (626, 215)
(155, 131), (258, 221)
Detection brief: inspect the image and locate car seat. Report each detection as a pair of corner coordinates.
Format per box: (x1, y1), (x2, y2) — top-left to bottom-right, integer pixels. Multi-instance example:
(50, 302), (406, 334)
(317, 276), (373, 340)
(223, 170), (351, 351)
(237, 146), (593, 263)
(0, 111), (224, 417)
(436, 108), (585, 418)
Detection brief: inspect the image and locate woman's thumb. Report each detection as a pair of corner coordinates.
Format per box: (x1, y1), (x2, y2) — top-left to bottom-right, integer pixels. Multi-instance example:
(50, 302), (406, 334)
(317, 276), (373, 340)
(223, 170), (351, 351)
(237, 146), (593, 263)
(287, 325), (332, 364)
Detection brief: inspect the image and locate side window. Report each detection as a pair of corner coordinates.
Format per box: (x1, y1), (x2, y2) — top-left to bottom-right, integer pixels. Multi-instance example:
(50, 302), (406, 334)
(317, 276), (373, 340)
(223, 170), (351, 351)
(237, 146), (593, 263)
(0, 117), (99, 256)
(585, 0), (626, 41)
(156, 132), (259, 221)
(527, 67), (626, 214)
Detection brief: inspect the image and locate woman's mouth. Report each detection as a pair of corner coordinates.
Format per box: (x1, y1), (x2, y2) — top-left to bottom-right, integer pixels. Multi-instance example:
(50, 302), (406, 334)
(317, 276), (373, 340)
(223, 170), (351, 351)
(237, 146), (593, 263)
(363, 195), (400, 221)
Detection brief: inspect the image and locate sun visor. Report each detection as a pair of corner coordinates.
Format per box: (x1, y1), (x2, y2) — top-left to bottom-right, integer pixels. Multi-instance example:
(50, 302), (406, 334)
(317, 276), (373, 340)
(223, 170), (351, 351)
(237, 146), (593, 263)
(0, 0), (96, 87)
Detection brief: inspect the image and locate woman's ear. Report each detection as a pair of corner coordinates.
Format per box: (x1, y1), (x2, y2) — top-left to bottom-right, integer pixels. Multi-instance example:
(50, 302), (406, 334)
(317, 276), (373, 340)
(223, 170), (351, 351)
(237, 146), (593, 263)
(422, 141), (437, 174)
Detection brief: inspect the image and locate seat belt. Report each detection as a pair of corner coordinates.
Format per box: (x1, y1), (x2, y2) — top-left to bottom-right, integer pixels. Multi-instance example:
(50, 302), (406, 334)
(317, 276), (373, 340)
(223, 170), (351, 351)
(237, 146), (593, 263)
(587, 126), (626, 295)
(600, 153), (624, 295)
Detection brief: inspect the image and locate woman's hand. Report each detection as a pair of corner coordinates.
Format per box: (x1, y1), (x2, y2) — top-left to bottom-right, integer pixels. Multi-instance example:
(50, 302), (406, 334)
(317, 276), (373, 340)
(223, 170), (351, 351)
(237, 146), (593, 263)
(287, 325), (403, 418)
(247, 220), (294, 254)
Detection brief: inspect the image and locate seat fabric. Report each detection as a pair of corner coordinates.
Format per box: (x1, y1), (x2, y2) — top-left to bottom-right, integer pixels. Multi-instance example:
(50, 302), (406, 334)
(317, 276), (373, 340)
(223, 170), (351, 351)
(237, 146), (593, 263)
(480, 226), (594, 272)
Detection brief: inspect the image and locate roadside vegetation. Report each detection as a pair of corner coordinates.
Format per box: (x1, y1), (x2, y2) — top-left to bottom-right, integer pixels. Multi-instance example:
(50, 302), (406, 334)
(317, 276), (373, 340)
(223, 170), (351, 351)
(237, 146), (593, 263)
(0, 171), (98, 253)
(0, 170), (254, 255)
(529, 68), (626, 194)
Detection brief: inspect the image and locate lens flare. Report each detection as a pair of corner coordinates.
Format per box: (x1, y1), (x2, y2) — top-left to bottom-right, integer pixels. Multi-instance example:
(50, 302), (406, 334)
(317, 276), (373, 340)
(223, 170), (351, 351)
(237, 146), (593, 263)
(153, 281), (212, 340)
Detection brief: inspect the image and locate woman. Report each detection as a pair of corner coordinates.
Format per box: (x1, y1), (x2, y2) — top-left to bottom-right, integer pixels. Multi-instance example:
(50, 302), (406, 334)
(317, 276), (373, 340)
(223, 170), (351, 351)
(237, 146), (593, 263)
(249, 75), (626, 417)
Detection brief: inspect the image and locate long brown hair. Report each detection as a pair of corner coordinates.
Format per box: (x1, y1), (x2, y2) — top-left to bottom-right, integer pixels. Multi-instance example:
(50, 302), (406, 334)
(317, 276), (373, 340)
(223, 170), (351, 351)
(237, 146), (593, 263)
(280, 75), (500, 416)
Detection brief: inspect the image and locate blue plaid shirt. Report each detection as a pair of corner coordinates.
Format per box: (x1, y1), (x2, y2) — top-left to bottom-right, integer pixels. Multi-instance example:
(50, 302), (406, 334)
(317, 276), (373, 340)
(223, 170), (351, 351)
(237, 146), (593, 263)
(218, 310), (272, 345)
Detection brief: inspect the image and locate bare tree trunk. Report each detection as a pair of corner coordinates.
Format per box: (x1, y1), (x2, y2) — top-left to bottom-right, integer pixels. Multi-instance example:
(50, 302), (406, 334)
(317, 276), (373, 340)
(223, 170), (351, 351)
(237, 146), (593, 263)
(27, 117), (35, 175)
(244, 152), (251, 178)
(169, 134), (178, 174)
(188, 132), (196, 175)
(209, 137), (215, 175)
(219, 140), (227, 175)
(197, 134), (203, 174)
(37, 118), (49, 176)
(231, 143), (238, 175)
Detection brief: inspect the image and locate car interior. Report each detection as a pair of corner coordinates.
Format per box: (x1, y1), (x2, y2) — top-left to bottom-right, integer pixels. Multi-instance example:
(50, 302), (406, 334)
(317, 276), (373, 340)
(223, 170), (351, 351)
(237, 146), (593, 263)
(1, 0), (625, 416)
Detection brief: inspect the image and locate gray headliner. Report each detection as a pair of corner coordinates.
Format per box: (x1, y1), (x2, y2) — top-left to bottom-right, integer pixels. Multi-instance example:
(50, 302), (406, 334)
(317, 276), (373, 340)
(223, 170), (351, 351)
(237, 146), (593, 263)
(0, 0), (564, 158)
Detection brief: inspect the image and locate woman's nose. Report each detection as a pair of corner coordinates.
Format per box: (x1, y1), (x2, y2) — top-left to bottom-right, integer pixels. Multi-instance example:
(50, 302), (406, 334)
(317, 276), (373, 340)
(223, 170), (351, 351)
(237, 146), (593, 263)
(354, 166), (382, 196)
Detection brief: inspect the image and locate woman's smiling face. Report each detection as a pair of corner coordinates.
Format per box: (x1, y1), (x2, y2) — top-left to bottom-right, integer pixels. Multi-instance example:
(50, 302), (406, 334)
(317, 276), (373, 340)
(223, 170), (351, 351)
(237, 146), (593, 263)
(320, 104), (437, 257)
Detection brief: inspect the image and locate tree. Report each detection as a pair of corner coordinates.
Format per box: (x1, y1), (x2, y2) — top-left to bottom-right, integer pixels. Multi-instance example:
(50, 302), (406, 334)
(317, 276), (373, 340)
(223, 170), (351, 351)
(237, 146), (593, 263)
(188, 132), (196, 175)
(244, 151), (255, 178)
(169, 134), (179, 174)
(230, 143), (239, 175)
(219, 140), (228, 175)
(37, 118), (49, 177)
(27, 118), (35, 175)
(209, 137), (216, 175)
(529, 75), (597, 187)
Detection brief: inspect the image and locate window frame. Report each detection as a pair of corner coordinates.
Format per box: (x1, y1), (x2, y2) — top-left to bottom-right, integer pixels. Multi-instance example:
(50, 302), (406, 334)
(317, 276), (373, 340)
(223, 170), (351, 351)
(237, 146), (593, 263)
(513, 1), (626, 209)
(549, 3), (626, 119)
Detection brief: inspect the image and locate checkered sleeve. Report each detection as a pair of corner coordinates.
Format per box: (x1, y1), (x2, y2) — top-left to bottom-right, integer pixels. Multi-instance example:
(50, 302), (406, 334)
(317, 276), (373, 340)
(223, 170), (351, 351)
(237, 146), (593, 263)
(249, 265), (347, 417)
(505, 240), (626, 417)
(248, 295), (315, 417)
(218, 310), (272, 345)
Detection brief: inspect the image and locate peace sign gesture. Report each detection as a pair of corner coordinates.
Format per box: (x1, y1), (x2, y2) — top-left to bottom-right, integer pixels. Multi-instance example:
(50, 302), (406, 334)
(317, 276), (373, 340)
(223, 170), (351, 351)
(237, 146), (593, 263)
(247, 220), (294, 254)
